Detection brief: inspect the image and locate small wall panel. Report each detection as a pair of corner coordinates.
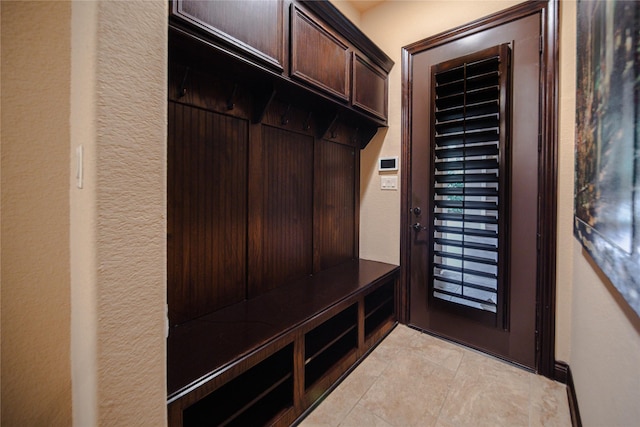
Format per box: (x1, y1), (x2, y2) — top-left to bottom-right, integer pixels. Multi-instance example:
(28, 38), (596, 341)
(317, 140), (356, 270)
(251, 125), (314, 297)
(168, 102), (248, 325)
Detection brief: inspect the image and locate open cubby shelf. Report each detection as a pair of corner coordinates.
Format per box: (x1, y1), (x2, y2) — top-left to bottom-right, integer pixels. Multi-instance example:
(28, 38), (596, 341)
(304, 304), (359, 389)
(364, 280), (396, 339)
(183, 344), (293, 427)
(168, 259), (399, 426)
(305, 304), (358, 363)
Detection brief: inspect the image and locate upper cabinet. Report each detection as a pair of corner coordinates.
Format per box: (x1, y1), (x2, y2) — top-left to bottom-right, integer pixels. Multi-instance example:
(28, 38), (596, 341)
(169, 0), (393, 124)
(352, 53), (388, 120)
(170, 0), (285, 71)
(291, 5), (350, 101)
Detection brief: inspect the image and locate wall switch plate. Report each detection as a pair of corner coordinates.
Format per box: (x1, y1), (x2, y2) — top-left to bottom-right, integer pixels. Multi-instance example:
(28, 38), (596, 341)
(76, 145), (83, 189)
(381, 176), (398, 190)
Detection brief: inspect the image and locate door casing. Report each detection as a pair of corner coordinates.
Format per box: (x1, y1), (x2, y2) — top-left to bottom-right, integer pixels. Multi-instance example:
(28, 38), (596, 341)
(399, 0), (559, 378)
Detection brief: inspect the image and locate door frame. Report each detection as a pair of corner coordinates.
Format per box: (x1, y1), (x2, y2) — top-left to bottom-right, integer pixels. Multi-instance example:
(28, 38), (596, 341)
(399, 0), (559, 378)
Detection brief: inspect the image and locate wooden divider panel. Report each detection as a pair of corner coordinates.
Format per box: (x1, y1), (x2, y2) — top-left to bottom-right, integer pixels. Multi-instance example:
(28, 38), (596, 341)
(317, 139), (356, 270)
(252, 125), (314, 297)
(168, 102), (248, 325)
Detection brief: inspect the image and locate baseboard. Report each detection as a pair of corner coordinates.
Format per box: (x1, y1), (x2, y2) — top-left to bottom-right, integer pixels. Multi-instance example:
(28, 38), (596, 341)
(555, 361), (582, 427)
(554, 360), (568, 384)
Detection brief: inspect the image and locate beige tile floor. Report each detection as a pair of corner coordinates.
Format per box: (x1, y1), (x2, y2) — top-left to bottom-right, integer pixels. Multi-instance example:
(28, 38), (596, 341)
(299, 325), (571, 427)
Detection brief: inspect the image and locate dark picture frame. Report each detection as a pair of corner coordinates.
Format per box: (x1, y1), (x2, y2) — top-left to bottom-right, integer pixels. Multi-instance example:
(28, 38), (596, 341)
(574, 0), (640, 317)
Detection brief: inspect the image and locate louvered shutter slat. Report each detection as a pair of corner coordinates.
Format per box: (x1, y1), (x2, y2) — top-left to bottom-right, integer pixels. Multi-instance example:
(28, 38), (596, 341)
(429, 44), (510, 322)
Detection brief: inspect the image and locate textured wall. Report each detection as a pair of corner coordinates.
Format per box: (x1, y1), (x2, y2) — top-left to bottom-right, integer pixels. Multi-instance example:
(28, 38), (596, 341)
(1, 2), (72, 424)
(89, 1), (168, 424)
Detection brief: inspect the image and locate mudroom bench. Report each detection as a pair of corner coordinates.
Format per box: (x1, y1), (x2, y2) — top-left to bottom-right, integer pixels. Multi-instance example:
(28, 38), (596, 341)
(167, 259), (399, 426)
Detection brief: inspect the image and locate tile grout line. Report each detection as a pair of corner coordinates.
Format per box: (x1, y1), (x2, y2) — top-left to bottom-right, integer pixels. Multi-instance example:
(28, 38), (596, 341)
(336, 353), (393, 427)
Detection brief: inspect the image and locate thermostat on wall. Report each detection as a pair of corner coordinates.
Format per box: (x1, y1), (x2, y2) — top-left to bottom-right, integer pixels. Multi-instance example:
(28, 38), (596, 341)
(378, 156), (398, 171)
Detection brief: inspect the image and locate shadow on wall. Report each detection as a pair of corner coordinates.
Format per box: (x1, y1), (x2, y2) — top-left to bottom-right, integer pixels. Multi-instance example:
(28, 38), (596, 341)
(581, 247), (640, 336)
(360, 126), (389, 196)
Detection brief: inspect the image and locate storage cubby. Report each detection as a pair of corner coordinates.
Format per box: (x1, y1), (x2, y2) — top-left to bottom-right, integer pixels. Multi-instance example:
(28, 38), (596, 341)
(304, 304), (358, 389)
(182, 344), (293, 427)
(168, 260), (399, 426)
(364, 280), (395, 339)
(167, 1), (397, 424)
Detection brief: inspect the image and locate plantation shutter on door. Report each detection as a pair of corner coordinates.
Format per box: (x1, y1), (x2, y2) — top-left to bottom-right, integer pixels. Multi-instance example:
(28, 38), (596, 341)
(429, 44), (511, 328)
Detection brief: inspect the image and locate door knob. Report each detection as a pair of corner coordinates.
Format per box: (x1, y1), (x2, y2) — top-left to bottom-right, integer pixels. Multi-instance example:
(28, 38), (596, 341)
(412, 207), (422, 216)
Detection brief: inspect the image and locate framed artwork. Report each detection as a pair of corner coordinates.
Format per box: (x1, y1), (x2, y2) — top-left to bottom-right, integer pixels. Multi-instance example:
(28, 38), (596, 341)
(574, 0), (640, 317)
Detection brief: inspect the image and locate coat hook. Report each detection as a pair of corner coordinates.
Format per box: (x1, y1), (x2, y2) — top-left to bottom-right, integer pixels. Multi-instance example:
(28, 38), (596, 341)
(304, 112), (313, 130)
(178, 67), (190, 99)
(281, 104), (291, 126)
(227, 84), (238, 110)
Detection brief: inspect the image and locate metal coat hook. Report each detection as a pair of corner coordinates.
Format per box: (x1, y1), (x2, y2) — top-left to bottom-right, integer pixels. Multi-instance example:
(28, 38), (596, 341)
(227, 84), (238, 110)
(178, 67), (190, 99)
(304, 112), (313, 130)
(281, 104), (291, 125)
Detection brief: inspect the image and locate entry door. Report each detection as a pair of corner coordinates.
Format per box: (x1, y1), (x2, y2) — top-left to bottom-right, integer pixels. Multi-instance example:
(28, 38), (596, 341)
(405, 11), (542, 368)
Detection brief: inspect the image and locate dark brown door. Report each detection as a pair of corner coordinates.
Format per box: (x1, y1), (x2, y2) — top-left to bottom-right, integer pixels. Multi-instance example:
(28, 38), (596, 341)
(405, 11), (542, 369)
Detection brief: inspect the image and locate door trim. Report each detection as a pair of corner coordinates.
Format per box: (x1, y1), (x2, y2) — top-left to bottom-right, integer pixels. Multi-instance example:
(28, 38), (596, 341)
(400, 0), (559, 378)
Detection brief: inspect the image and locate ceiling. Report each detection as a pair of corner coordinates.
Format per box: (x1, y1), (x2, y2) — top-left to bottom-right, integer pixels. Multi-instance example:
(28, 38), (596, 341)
(346, 0), (387, 13)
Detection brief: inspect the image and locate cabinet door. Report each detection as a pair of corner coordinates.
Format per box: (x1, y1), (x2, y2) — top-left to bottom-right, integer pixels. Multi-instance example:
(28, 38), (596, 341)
(352, 53), (388, 120)
(172, 0), (285, 71)
(291, 5), (350, 101)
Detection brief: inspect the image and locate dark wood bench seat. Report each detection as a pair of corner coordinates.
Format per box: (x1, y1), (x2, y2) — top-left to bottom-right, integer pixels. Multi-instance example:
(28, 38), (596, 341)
(167, 259), (399, 426)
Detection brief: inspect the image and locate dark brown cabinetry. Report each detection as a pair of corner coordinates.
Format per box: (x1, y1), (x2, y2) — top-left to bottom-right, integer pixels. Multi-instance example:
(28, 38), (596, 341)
(182, 345), (294, 426)
(353, 53), (388, 120)
(170, 0), (392, 122)
(168, 261), (399, 426)
(170, 0), (285, 71)
(291, 5), (350, 101)
(167, 1), (395, 425)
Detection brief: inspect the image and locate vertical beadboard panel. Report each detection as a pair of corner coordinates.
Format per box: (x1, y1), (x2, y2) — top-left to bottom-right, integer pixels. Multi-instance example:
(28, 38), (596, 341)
(168, 102), (248, 325)
(252, 125), (314, 296)
(318, 140), (356, 270)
